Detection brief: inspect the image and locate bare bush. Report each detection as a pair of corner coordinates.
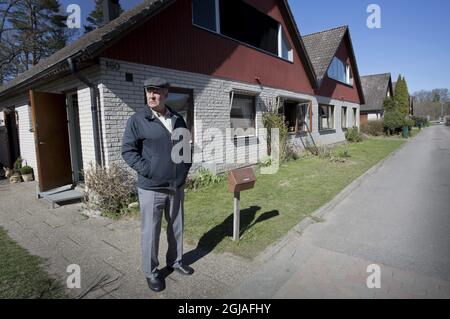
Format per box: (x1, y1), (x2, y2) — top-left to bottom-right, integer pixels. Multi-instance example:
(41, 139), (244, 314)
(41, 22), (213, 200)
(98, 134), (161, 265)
(83, 163), (136, 218)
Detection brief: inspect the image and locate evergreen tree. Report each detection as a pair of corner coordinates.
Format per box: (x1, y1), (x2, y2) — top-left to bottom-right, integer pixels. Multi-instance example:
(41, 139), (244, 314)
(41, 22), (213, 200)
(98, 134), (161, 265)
(8, 0), (68, 71)
(383, 97), (397, 112)
(394, 75), (410, 115)
(84, 0), (123, 33)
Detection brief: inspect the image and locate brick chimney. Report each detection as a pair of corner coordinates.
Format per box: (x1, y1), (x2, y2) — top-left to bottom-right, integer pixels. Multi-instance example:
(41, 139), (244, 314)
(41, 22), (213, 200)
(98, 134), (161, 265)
(103, 0), (121, 24)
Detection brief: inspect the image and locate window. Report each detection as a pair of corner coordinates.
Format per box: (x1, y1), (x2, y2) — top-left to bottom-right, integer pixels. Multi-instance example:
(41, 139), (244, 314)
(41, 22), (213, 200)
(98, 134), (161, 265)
(279, 101), (310, 133)
(166, 88), (195, 142)
(220, 0), (278, 55)
(192, 0), (219, 32)
(230, 94), (256, 137)
(341, 106), (347, 129)
(352, 108), (357, 127)
(319, 104), (334, 130)
(193, 0), (292, 61)
(279, 27), (293, 62)
(328, 57), (352, 85)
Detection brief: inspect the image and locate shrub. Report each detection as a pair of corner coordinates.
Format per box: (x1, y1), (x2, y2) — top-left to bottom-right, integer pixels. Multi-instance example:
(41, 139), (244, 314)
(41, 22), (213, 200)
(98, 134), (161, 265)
(258, 156), (272, 168)
(345, 127), (364, 142)
(411, 116), (428, 128)
(361, 120), (384, 136)
(404, 117), (415, 131)
(284, 144), (301, 162)
(186, 168), (225, 191)
(384, 110), (406, 135)
(262, 112), (288, 161)
(13, 156), (23, 173)
(20, 165), (33, 175)
(83, 163), (135, 218)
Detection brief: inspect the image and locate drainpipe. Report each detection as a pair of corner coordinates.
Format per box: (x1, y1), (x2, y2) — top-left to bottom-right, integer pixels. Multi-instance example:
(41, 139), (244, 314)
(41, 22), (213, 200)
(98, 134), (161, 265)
(67, 57), (103, 166)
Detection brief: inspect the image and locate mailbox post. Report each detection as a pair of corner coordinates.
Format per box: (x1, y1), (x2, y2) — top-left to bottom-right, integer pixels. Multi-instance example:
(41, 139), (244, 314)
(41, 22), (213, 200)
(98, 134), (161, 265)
(228, 167), (256, 241)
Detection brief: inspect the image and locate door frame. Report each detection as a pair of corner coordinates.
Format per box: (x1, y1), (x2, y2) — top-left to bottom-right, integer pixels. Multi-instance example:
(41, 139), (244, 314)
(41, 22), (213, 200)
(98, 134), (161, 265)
(66, 91), (84, 183)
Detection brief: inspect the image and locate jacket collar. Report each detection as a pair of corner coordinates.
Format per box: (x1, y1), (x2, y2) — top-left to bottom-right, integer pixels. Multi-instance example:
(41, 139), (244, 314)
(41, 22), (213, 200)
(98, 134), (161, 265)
(144, 105), (180, 121)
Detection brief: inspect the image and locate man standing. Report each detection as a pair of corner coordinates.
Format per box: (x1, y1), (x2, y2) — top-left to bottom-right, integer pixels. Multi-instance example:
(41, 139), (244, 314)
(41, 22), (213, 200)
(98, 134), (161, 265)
(122, 77), (193, 292)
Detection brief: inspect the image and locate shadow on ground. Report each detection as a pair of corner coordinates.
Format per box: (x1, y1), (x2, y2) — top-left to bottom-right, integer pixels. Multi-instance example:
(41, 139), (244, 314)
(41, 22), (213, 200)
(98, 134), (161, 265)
(179, 206), (279, 268)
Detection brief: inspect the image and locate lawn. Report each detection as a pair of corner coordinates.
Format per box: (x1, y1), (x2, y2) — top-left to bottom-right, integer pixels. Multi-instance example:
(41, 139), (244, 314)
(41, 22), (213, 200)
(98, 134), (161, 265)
(183, 137), (407, 259)
(0, 227), (67, 299)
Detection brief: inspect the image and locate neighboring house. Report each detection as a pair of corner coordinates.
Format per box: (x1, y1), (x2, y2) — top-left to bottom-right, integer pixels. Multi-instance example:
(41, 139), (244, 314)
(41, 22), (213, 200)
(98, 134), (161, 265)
(360, 73), (394, 125)
(302, 26), (365, 138)
(0, 0), (363, 194)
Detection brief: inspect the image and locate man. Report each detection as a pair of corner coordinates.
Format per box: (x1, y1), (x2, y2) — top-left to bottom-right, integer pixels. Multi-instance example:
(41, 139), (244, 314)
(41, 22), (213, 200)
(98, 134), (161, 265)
(122, 77), (193, 292)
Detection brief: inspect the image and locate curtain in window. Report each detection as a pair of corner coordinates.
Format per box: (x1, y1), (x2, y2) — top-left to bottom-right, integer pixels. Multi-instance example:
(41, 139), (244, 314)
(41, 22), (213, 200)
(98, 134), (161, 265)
(231, 95), (255, 134)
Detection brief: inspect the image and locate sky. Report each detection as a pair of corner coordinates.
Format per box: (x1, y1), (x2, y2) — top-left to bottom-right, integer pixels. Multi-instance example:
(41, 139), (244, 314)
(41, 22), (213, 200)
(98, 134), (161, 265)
(60, 0), (450, 93)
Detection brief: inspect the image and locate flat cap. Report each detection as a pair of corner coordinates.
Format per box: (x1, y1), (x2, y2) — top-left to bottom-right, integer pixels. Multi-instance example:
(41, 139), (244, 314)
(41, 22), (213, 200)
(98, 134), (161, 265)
(143, 77), (170, 89)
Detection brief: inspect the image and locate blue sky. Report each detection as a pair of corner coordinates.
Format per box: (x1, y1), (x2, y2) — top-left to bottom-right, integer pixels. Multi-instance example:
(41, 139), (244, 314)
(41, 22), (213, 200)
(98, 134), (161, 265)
(61, 0), (450, 93)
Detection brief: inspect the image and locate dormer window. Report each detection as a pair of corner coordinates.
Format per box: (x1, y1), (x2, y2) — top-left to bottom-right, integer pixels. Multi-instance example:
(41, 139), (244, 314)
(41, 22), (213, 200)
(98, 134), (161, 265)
(328, 57), (352, 85)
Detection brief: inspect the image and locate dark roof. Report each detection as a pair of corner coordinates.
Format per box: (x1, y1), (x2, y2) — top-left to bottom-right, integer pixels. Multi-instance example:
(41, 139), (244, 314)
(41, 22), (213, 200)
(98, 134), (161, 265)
(0, 0), (318, 99)
(302, 26), (348, 84)
(0, 0), (175, 98)
(360, 73), (392, 112)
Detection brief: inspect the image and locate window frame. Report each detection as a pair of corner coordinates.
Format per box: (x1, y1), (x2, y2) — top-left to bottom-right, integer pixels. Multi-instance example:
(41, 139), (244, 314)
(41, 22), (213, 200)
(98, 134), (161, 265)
(279, 99), (312, 134)
(318, 104), (335, 131)
(341, 106), (348, 129)
(166, 87), (195, 143)
(230, 93), (257, 138)
(327, 57), (353, 86)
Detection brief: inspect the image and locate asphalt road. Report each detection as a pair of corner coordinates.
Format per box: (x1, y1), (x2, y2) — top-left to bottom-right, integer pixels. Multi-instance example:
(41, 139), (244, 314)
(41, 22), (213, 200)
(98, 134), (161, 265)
(229, 125), (450, 298)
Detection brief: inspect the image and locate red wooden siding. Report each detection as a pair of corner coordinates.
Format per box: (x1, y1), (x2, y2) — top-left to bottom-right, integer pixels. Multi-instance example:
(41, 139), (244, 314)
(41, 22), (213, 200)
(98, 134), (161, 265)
(315, 37), (363, 104)
(102, 0), (315, 95)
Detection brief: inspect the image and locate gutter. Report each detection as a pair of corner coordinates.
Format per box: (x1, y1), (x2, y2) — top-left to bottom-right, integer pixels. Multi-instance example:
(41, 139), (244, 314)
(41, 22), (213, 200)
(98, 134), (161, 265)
(67, 57), (103, 166)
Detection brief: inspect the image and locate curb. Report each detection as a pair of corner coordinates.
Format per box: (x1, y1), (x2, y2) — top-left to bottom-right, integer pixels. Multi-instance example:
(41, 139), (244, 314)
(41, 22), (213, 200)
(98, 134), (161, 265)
(256, 133), (420, 263)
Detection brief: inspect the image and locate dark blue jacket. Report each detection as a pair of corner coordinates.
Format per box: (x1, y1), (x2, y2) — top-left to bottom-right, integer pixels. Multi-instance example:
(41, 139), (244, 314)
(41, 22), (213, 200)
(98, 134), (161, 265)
(122, 106), (192, 192)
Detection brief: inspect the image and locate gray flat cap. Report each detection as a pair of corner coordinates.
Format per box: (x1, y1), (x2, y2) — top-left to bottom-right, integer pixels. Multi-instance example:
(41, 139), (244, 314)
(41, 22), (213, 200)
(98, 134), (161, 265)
(143, 77), (170, 89)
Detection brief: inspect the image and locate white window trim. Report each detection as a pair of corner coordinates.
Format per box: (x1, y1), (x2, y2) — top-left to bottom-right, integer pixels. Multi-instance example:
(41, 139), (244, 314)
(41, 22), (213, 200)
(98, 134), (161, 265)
(342, 106), (348, 129)
(278, 24), (282, 58)
(229, 90), (259, 138)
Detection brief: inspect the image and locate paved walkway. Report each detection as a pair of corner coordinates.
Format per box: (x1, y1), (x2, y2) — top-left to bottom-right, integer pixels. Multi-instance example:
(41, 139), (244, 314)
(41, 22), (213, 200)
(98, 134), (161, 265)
(0, 181), (254, 299)
(228, 125), (450, 298)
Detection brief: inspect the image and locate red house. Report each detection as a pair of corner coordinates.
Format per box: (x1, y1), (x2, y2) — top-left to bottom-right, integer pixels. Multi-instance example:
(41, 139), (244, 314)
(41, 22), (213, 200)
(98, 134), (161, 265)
(0, 0), (364, 194)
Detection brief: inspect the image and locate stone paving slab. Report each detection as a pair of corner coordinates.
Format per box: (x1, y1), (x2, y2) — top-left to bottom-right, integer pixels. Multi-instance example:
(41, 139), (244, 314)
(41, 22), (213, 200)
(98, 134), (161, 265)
(0, 181), (254, 299)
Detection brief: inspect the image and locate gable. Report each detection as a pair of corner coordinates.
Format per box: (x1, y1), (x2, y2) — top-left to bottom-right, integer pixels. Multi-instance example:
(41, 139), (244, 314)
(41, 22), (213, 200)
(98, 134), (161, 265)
(102, 0), (316, 94)
(315, 32), (364, 104)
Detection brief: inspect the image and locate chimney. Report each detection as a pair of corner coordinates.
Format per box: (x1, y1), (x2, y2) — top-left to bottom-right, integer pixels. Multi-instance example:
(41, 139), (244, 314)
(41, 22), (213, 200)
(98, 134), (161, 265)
(103, 0), (121, 24)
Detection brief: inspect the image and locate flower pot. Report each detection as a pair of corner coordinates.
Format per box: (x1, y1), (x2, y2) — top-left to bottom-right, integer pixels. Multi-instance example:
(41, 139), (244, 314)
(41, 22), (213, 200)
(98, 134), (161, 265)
(22, 174), (34, 182)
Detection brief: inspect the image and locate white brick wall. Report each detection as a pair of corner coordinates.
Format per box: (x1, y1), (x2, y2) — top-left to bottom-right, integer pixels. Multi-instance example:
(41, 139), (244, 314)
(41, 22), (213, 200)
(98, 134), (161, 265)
(0, 64), (102, 185)
(100, 58), (360, 174)
(0, 59), (361, 186)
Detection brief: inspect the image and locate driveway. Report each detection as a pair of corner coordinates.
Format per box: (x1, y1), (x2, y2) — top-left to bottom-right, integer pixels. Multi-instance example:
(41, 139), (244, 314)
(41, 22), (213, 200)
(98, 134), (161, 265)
(229, 125), (450, 298)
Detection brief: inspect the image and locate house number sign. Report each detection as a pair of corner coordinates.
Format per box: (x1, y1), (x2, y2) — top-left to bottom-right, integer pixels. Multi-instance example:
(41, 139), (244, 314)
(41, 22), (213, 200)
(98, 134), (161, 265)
(106, 61), (120, 71)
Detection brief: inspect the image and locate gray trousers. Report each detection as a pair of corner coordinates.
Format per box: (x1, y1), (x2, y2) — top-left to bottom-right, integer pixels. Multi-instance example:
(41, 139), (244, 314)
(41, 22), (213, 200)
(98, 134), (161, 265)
(138, 186), (185, 278)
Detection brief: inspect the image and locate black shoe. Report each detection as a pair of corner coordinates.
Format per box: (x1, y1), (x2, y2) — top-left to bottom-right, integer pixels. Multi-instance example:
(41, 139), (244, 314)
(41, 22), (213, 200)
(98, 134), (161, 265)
(168, 264), (194, 276)
(146, 275), (165, 292)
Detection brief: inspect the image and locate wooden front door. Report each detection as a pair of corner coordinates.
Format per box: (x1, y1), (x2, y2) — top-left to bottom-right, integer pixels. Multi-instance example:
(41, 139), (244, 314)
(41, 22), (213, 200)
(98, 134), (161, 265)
(29, 90), (73, 192)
